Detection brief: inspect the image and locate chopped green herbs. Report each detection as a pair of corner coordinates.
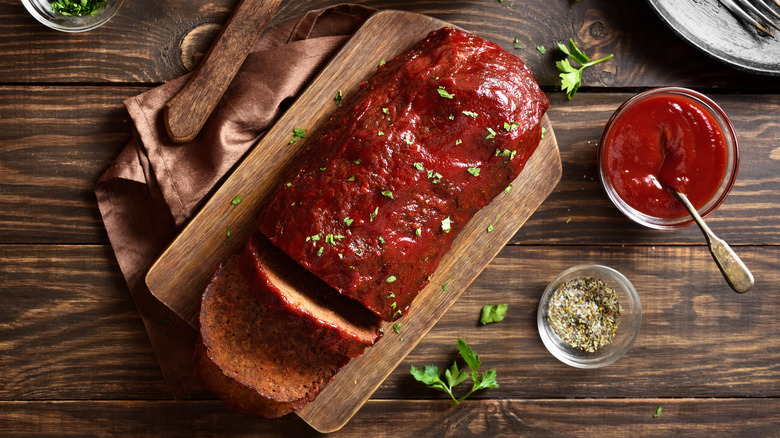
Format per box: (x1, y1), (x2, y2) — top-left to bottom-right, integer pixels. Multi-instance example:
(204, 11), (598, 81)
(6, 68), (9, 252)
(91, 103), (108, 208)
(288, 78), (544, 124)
(379, 59), (386, 66)
(486, 128), (496, 139)
(486, 224), (494, 233)
(468, 167), (481, 177)
(230, 195), (242, 205)
(305, 233), (321, 242)
(437, 87), (455, 99)
(378, 131), (385, 136)
(382, 107), (390, 114)
(480, 304), (508, 325)
(442, 284), (448, 291)
(316, 247), (324, 257)
(225, 226), (231, 238)
(415, 227), (422, 236)
(289, 128), (307, 144)
(404, 134), (414, 145)
(462, 110), (478, 119)
(324, 234), (344, 245)
(386, 275), (397, 283)
(354, 159), (361, 165)
(50, 0), (107, 16)
(393, 322), (403, 333)
(347, 176), (355, 181)
(387, 292), (396, 298)
(334, 90), (343, 105)
(547, 276), (622, 352)
(541, 126), (548, 138)
(381, 190), (394, 199)
(537, 45), (547, 54)
(556, 38), (613, 100)
(370, 207), (379, 222)
(441, 217), (452, 233)
(344, 217), (354, 226)
(448, 114), (455, 120)
(653, 406), (663, 418)
(378, 235), (386, 244)
(504, 184), (513, 193)
(455, 139), (463, 145)
(504, 121), (520, 131)
(410, 338), (498, 406)
(414, 162), (425, 171)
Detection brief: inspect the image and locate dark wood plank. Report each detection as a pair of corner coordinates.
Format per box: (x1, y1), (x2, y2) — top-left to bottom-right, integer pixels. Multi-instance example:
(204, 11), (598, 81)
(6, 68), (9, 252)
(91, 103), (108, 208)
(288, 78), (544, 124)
(2, 245), (776, 401)
(1, 87), (778, 245)
(3, 0), (780, 89)
(0, 399), (777, 436)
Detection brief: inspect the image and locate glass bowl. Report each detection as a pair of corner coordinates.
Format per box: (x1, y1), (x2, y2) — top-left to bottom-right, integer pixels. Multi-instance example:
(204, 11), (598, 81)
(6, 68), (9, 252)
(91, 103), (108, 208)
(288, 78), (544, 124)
(537, 264), (641, 369)
(598, 87), (739, 230)
(22, 0), (124, 33)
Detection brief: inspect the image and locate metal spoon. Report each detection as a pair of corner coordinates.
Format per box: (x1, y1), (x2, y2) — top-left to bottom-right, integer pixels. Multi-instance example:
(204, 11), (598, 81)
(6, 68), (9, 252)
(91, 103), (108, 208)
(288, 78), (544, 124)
(673, 190), (754, 293)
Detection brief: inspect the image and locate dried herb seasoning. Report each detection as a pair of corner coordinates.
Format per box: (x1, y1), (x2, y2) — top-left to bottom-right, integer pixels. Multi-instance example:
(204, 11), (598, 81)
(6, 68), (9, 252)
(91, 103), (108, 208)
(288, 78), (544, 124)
(547, 276), (621, 352)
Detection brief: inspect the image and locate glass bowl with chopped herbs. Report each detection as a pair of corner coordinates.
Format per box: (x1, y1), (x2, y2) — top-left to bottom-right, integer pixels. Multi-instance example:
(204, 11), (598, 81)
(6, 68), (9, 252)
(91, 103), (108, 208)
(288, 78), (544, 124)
(22, 0), (124, 33)
(537, 264), (641, 369)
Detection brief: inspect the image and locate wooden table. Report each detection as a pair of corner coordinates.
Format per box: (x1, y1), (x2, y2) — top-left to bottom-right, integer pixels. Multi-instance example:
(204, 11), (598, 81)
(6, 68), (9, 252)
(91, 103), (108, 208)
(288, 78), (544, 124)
(1, 0), (778, 435)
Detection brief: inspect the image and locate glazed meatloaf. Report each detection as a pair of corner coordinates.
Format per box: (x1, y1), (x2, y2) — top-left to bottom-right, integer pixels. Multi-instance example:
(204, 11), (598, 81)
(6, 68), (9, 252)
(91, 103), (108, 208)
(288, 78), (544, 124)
(198, 251), (350, 418)
(247, 232), (382, 358)
(258, 27), (549, 320)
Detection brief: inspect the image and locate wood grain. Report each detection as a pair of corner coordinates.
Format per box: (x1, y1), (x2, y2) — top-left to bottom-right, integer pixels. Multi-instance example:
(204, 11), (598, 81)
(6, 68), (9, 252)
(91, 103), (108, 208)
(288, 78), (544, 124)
(0, 399), (777, 437)
(2, 245), (777, 401)
(164, 0), (282, 143)
(3, 0), (780, 89)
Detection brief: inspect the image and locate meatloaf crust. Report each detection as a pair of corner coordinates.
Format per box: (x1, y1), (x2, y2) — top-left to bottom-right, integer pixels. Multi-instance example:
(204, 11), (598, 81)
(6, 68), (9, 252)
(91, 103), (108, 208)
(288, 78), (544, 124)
(258, 27), (548, 320)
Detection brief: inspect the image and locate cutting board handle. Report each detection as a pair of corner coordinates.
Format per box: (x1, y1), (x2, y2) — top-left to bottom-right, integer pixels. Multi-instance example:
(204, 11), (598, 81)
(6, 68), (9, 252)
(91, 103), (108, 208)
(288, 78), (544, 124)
(164, 0), (282, 144)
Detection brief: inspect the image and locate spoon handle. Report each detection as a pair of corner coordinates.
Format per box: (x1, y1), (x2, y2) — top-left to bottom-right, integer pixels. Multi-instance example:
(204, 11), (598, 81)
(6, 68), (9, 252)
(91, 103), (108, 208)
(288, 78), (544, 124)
(675, 191), (754, 293)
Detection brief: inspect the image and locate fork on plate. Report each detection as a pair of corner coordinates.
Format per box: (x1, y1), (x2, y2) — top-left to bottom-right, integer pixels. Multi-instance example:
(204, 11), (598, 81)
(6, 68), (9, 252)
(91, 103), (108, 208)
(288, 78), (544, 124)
(721, 0), (780, 37)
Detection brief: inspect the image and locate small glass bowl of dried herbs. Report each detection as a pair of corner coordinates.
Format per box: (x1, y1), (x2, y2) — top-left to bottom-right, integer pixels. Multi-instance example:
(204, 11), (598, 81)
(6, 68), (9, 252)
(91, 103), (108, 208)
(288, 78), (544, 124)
(22, 0), (124, 33)
(537, 264), (641, 369)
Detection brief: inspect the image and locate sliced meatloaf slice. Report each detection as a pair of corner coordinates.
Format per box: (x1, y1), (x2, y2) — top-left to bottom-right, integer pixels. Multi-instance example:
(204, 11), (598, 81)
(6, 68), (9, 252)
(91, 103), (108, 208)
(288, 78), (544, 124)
(198, 251), (349, 418)
(247, 232), (382, 358)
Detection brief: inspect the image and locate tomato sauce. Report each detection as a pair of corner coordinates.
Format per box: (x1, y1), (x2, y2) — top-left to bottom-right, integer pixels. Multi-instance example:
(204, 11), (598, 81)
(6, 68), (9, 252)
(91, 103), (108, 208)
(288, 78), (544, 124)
(601, 92), (729, 219)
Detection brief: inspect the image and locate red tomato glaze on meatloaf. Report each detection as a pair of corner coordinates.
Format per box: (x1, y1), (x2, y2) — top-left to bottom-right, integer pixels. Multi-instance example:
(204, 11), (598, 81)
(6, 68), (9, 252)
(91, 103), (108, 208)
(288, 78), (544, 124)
(258, 27), (549, 321)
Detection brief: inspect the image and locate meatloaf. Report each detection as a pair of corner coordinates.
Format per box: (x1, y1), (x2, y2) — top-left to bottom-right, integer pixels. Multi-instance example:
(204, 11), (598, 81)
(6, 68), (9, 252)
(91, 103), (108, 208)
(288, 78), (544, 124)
(198, 251), (349, 418)
(247, 232), (382, 358)
(258, 27), (549, 320)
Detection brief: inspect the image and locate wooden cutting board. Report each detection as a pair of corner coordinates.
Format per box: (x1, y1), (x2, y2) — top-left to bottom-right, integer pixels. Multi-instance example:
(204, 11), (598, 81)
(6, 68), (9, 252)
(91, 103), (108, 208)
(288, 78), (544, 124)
(146, 9), (561, 433)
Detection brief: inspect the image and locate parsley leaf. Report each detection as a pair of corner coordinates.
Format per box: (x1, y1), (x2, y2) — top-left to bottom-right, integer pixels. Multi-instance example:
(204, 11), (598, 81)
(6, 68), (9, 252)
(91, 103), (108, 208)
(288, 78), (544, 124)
(410, 338), (498, 405)
(437, 87), (455, 99)
(467, 167), (481, 177)
(441, 217), (452, 233)
(381, 190), (394, 199)
(556, 38), (613, 100)
(230, 195), (242, 205)
(480, 304), (508, 325)
(289, 128), (307, 144)
(334, 90), (343, 105)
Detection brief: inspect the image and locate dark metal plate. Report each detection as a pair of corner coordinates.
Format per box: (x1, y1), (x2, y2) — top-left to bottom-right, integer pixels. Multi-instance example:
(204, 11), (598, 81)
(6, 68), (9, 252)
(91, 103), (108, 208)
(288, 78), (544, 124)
(647, 0), (780, 76)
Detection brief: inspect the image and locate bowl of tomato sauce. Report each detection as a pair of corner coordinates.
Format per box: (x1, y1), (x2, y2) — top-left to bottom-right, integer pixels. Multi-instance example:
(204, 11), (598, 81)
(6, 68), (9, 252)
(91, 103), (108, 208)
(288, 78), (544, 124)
(598, 87), (739, 229)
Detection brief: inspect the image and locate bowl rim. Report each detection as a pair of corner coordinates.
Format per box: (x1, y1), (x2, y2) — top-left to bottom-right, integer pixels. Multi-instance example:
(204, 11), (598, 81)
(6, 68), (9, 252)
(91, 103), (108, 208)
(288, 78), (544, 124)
(598, 86), (740, 230)
(21, 0), (124, 33)
(537, 264), (642, 369)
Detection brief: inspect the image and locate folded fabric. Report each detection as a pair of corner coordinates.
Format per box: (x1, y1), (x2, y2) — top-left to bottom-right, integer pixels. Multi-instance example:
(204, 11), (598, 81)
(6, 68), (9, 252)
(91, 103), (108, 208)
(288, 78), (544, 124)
(94, 4), (376, 400)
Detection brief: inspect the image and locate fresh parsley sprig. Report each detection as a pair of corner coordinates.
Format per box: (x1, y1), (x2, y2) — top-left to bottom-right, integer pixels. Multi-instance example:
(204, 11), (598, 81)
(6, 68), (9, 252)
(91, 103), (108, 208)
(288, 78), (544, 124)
(556, 38), (613, 100)
(50, 0), (107, 16)
(410, 337), (498, 405)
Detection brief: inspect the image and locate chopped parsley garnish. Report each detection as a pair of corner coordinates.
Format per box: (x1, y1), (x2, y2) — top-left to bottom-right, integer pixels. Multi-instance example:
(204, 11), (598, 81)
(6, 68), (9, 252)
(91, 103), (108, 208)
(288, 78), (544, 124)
(393, 309), (403, 317)
(537, 45), (547, 54)
(410, 337), (498, 406)
(403, 134), (414, 145)
(441, 217), (452, 233)
(316, 247), (324, 257)
(504, 121), (520, 131)
(390, 301), (397, 309)
(504, 184), (513, 193)
(347, 175), (355, 181)
(480, 304), (508, 324)
(386, 275), (397, 283)
(324, 234), (345, 245)
(486, 224), (494, 233)
(382, 107), (390, 114)
(354, 159), (361, 165)
(230, 195), (242, 205)
(414, 162), (425, 171)
(381, 190), (394, 199)
(387, 292), (396, 298)
(437, 87), (455, 99)
(448, 114), (455, 120)
(486, 128), (496, 139)
(285, 182), (292, 187)
(225, 226), (232, 238)
(378, 131), (385, 136)
(378, 235), (386, 244)
(379, 59), (386, 66)
(415, 228), (422, 236)
(289, 128), (307, 144)
(455, 139), (463, 145)
(556, 38), (613, 100)
(653, 406), (663, 418)
(334, 90), (343, 105)
(344, 217), (354, 226)
(305, 233), (322, 242)
(50, 0), (107, 16)
(468, 167), (481, 177)
(370, 207), (379, 221)
(393, 323), (403, 333)
(542, 126), (548, 138)
(462, 110), (478, 119)
(442, 284), (448, 291)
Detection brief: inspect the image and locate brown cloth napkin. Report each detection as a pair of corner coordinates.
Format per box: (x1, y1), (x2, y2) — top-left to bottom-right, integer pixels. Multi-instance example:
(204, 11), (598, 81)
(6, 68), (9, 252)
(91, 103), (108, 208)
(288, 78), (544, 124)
(95, 4), (376, 400)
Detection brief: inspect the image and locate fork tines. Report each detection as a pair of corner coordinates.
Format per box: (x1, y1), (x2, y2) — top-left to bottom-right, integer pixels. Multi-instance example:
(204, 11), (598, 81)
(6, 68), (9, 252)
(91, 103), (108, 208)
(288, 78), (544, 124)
(721, 0), (780, 37)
